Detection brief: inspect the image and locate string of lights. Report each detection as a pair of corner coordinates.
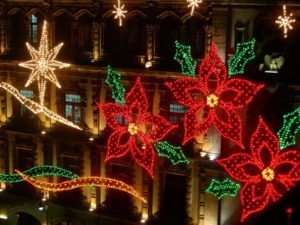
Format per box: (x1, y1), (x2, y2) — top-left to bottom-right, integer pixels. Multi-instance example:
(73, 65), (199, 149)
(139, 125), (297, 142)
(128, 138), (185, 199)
(187, 0), (202, 16)
(205, 178), (240, 199)
(174, 40), (196, 77)
(275, 5), (295, 38)
(112, 0), (127, 26)
(17, 170), (147, 203)
(0, 82), (82, 130)
(106, 66), (126, 105)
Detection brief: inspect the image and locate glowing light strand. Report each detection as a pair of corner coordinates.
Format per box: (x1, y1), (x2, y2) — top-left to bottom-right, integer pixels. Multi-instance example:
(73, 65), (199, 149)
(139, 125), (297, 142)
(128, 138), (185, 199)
(217, 117), (300, 221)
(277, 106), (300, 150)
(19, 21), (70, 106)
(112, 0), (127, 27)
(0, 165), (79, 183)
(154, 141), (189, 165)
(205, 178), (240, 199)
(0, 82), (81, 130)
(17, 170), (147, 203)
(275, 5), (295, 38)
(165, 42), (264, 147)
(228, 38), (256, 76)
(105, 66), (126, 105)
(174, 40), (196, 77)
(99, 77), (177, 178)
(187, 0), (202, 16)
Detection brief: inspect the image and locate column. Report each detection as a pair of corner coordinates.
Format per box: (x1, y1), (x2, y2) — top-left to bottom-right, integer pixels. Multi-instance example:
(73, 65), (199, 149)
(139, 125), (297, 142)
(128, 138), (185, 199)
(146, 24), (156, 62)
(36, 138), (44, 165)
(84, 78), (93, 131)
(83, 145), (91, 202)
(188, 160), (200, 225)
(100, 151), (106, 204)
(212, 8), (229, 61)
(6, 74), (12, 119)
(52, 141), (57, 182)
(50, 83), (57, 125)
(7, 133), (14, 174)
(0, 18), (8, 55)
(98, 81), (106, 132)
(92, 22), (104, 61)
(134, 164), (143, 213)
(204, 25), (213, 55)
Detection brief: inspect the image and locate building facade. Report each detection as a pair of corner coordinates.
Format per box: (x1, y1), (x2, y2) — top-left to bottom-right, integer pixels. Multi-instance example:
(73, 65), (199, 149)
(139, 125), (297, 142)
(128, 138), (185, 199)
(0, 1), (299, 225)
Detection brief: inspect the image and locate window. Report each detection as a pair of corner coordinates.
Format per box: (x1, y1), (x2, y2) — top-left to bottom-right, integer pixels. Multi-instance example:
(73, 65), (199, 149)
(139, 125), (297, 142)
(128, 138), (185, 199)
(169, 104), (186, 124)
(29, 15), (38, 43)
(65, 94), (81, 124)
(116, 114), (128, 125)
(234, 23), (246, 47)
(20, 90), (33, 116)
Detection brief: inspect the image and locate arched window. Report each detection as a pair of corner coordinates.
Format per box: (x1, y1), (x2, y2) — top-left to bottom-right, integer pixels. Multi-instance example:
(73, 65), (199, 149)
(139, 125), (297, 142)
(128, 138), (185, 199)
(29, 14), (38, 43)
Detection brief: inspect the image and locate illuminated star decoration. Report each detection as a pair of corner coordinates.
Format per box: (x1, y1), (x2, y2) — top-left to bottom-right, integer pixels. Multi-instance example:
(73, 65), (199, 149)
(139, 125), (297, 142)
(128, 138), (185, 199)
(217, 117), (300, 221)
(205, 178), (240, 199)
(187, 0), (202, 16)
(19, 20), (70, 106)
(112, 0), (127, 27)
(165, 42), (264, 148)
(275, 5), (295, 38)
(277, 106), (300, 150)
(0, 165), (79, 183)
(228, 38), (256, 76)
(106, 66), (125, 105)
(154, 141), (189, 165)
(174, 40), (196, 77)
(16, 170), (147, 203)
(99, 77), (177, 178)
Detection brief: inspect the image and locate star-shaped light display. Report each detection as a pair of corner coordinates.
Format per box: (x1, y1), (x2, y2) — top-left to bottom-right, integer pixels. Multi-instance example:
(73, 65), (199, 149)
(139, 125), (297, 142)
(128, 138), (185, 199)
(187, 0), (202, 16)
(217, 117), (300, 221)
(275, 5), (295, 38)
(112, 0), (127, 27)
(19, 20), (70, 106)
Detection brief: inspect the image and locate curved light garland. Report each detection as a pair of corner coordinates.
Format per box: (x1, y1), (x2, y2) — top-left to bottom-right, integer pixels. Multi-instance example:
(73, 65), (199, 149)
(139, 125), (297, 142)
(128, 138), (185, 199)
(0, 165), (79, 183)
(17, 170), (147, 203)
(0, 82), (81, 130)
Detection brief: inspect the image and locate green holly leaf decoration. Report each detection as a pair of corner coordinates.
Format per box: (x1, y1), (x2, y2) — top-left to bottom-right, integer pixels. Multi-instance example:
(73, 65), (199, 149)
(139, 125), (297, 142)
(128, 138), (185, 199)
(228, 38), (256, 76)
(174, 40), (196, 77)
(154, 141), (189, 165)
(105, 65), (126, 105)
(205, 178), (240, 199)
(277, 107), (300, 150)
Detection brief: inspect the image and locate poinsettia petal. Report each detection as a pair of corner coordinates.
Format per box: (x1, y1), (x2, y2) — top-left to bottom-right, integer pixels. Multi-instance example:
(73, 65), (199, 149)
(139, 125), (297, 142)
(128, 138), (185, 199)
(99, 103), (125, 129)
(125, 77), (149, 116)
(183, 107), (213, 144)
(213, 108), (244, 148)
(198, 42), (227, 92)
(129, 136), (155, 178)
(250, 117), (280, 167)
(271, 179), (291, 198)
(240, 182), (272, 222)
(275, 150), (300, 182)
(105, 128), (131, 162)
(219, 79), (264, 109)
(143, 115), (177, 143)
(217, 154), (260, 183)
(165, 78), (206, 107)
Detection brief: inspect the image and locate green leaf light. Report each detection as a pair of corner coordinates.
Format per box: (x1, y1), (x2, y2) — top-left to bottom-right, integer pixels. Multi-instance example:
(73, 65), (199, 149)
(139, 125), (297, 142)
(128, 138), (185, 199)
(205, 178), (240, 199)
(105, 65), (126, 105)
(277, 107), (300, 150)
(174, 40), (196, 77)
(0, 165), (79, 183)
(154, 141), (189, 165)
(228, 38), (256, 76)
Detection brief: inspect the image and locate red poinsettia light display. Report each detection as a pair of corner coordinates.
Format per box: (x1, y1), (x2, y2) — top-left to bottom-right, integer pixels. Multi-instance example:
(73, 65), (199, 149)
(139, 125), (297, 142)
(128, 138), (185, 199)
(99, 77), (177, 178)
(165, 43), (264, 147)
(217, 117), (300, 221)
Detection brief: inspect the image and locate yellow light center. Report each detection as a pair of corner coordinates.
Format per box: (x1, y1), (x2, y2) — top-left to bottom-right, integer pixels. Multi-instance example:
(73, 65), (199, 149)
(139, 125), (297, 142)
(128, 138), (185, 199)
(128, 123), (138, 136)
(38, 59), (48, 71)
(206, 94), (219, 108)
(262, 167), (275, 181)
